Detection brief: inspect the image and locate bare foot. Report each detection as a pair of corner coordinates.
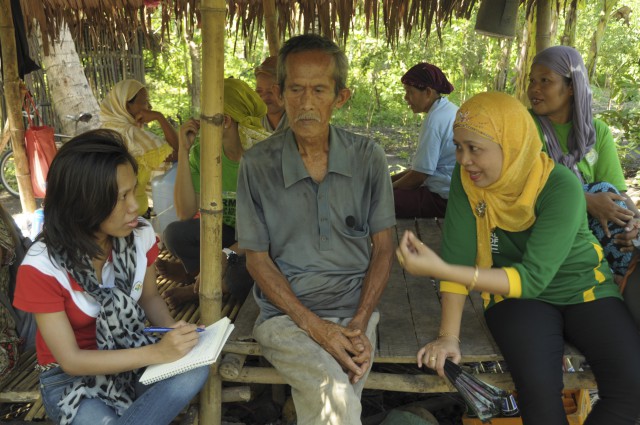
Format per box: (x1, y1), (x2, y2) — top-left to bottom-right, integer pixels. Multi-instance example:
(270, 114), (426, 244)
(156, 258), (196, 283)
(163, 285), (198, 310)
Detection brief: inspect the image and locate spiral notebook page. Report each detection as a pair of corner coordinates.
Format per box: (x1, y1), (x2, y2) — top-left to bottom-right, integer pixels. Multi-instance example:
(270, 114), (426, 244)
(140, 317), (234, 384)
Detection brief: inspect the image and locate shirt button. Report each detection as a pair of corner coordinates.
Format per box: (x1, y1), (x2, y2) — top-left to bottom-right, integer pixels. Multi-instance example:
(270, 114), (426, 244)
(321, 236), (327, 241)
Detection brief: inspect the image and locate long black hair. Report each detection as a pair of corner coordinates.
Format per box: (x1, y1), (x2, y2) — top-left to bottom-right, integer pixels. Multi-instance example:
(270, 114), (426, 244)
(41, 129), (138, 270)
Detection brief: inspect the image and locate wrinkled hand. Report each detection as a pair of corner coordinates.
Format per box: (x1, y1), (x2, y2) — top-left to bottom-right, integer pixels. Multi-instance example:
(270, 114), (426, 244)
(307, 319), (368, 384)
(396, 230), (446, 277)
(179, 119), (200, 151)
(345, 319), (372, 384)
(134, 109), (162, 126)
(613, 219), (640, 252)
(154, 321), (202, 363)
(417, 336), (461, 378)
(586, 192), (634, 237)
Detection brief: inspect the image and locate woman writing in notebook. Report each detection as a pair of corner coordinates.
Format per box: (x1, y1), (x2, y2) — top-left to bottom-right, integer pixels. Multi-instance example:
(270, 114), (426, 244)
(397, 92), (640, 424)
(13, 130), (208, 425)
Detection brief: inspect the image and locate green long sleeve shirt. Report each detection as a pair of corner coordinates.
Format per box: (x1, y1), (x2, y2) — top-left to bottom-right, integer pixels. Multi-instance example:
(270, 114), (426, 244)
(440, 164), (621, 309)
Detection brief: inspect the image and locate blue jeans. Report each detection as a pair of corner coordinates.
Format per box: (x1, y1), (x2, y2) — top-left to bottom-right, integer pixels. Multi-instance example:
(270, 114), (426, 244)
(40, 365), (209, 424)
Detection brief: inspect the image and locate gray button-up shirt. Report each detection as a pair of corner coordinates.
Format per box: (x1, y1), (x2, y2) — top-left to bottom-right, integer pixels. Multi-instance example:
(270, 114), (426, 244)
(237, 126), (396, 324)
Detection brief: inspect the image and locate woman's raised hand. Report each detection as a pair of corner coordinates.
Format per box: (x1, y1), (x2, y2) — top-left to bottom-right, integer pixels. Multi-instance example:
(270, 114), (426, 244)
(396, 230), (447, 277)
(179, 119), (200, 151)
(134, 109), (163, 126)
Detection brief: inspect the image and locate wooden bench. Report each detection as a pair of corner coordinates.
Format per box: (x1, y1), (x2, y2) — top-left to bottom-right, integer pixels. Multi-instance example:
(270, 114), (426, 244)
(218, 218), (597, 393)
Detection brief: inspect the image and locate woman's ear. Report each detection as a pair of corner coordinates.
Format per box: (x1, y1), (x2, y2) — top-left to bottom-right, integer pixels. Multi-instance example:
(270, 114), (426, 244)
(223, 115), (234, 129)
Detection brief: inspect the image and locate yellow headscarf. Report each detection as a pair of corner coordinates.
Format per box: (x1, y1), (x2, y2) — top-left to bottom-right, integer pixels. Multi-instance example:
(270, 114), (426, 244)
(99, 79), (168, 158)
(454, 92), (555, 268)
(100, 79), (172, 215)
(224, 78), (270, 150)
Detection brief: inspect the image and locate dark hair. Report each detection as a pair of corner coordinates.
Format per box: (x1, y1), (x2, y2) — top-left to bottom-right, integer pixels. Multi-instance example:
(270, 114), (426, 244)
(277, 34), (349, 97)
(42, 129), (138, 269)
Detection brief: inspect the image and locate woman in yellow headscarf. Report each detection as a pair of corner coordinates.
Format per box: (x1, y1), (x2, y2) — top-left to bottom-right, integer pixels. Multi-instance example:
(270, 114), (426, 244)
(100, 79), (178, 217)
(160, 78), (270, 308)
(397, 92), (640, 424)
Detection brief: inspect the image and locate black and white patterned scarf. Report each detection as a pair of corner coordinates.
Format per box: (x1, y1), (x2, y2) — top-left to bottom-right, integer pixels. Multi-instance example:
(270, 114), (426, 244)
(50, 235), (157, 425)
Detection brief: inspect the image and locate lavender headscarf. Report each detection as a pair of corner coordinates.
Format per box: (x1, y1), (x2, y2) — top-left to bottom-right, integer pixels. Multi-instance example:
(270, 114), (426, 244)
(532, 46), (595, 182)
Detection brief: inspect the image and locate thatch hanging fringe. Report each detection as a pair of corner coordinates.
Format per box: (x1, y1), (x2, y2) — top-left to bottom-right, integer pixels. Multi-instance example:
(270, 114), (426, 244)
(19, 0), (497, 54)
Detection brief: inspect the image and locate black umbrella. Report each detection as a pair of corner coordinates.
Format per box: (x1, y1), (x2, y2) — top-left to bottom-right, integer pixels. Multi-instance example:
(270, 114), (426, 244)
(443, 359), (518, 422)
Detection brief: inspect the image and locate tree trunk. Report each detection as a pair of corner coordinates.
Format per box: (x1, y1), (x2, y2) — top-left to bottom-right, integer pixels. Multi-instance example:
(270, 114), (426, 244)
(493, 38), (514, 92)
(0, 0), (36, 213)
(561, 0), (579, 45)
(187, 34), (201, 115)
(536, 0), (553, 53)
(37, 23), (100, 136)
(586, 0), (619, 81)
(514, 9), (535, 103)
(263, 0), (280, 56)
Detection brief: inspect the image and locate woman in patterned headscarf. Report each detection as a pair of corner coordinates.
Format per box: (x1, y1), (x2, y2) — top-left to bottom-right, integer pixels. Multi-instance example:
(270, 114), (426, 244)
(528, 45), (639, 278)
(397, 92), (640, 425)
(160, 78), (270, 308)
(100, 79), (179, 218)
(392, 62), (458, 219)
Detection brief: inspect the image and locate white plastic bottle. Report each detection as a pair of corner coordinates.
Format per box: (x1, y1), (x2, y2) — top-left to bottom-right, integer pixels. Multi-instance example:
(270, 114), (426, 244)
(30, 208), (44, 241)
(150, 163), (179, 235)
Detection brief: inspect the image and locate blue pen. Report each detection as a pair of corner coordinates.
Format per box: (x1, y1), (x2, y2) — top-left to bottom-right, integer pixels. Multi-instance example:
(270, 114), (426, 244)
(143, 327), (205, 333)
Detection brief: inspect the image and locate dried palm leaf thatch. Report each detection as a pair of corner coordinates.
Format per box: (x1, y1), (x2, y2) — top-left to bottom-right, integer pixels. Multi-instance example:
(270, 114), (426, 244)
(18, 0), (503, 56)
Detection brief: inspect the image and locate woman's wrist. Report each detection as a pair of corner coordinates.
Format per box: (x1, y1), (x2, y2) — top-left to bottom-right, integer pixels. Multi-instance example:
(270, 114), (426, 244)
(437, 332), (460, 344)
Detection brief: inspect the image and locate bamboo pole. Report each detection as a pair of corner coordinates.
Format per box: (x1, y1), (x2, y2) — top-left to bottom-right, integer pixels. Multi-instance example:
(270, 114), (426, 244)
(199, 0), (225, 423)
(263, 0), (280, 56)
(0, 0), (37, 213)
(223, 367), (597, 393)
(535, 0), (552, 53)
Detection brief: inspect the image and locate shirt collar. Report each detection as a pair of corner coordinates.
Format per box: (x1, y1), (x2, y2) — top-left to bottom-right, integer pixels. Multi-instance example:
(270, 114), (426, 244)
(282, 125), (352, 188)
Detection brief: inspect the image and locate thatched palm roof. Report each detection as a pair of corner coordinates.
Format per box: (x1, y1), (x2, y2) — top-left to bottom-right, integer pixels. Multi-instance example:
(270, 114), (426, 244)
(21, 0), (481, 52)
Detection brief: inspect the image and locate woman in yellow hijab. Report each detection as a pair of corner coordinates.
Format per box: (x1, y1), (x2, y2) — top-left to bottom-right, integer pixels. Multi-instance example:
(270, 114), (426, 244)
(100, 79), (178, 217)
(397, 92), (640, 424)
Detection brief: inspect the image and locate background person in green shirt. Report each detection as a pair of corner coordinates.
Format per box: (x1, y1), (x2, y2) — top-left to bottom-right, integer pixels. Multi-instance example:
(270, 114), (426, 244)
(397, 92), (640, 425)
(159, 78), (270, 308)
(528, 45), (640, 279)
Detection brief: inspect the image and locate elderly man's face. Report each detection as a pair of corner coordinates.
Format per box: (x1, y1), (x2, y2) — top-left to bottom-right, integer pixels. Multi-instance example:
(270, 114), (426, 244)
(281, 50), (350, 142)
(255, 73), (284, 116)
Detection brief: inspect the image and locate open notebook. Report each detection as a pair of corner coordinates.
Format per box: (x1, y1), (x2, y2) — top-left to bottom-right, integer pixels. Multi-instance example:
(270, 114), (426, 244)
(140, 317), (234, 384)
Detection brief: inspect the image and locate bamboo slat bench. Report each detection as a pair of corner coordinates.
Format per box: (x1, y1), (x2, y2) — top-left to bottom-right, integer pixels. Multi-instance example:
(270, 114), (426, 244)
(218, 218), (597, 394)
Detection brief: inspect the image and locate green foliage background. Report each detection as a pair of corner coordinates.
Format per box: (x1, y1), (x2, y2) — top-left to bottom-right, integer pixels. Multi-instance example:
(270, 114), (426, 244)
(144, 1), (640, 172)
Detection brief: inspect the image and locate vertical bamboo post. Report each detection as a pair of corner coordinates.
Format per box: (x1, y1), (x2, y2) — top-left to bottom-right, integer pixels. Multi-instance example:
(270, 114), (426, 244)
(535, 0), (552, 53)
(0, 0), (37, 213)
(263, 0), (280, 56)
(199, 0), (225, 423)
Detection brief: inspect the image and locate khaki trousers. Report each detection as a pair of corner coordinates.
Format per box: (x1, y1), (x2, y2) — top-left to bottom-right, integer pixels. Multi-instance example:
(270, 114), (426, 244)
(254, 312), (380, 425)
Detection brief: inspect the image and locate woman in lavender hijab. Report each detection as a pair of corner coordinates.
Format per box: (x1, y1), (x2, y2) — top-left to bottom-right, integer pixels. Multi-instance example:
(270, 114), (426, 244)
(528, 45), (639, 279)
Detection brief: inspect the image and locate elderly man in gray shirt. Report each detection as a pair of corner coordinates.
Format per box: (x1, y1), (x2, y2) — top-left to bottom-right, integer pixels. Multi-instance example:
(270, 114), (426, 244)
(236, 34), (395, 424)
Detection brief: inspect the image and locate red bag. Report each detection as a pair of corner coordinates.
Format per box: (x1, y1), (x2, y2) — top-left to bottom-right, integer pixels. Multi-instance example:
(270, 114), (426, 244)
(23, 94), (57, 198)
